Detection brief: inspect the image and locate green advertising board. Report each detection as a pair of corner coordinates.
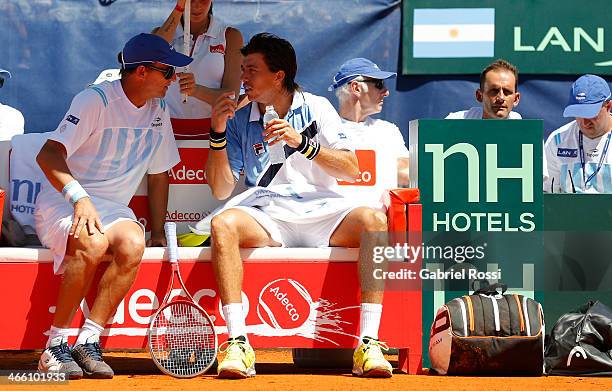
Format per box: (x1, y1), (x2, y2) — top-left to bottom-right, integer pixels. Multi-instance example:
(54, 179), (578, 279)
(409, 119), (544, 365)
(409, 119), (544, 231)
(402, 0), (612, 75)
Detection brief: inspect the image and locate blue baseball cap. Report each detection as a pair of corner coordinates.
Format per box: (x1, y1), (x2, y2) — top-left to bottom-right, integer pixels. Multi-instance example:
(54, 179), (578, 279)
(0, 69), (11, 78)
(563, 74), (611, 119)
(328, 58), (396, 91)
(120, 33), (192, 69)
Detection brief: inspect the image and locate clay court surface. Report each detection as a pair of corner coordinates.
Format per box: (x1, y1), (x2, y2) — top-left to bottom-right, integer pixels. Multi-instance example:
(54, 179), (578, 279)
(2, 350), (612, 390)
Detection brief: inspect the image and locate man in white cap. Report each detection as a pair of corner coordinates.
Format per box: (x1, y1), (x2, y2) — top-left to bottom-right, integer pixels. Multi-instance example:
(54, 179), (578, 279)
(446, 59), (522, 120)
(544, 74), (612, 193)
(35, 33), (191, 379)
(329, 58), (409, 210)
(0, 68), (25, 141)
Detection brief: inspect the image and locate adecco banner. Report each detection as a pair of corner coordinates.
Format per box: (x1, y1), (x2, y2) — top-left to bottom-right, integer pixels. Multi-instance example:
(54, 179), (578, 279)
(0, 256), (416, 351)
(402, 0), (612, 75)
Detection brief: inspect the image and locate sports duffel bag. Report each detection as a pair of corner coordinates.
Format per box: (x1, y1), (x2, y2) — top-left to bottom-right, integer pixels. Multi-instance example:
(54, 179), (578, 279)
(429, 282), (544, 375)
(545, 300), (612, 376)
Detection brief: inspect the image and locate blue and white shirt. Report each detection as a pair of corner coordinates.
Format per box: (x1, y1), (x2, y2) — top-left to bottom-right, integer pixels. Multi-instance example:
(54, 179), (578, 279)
(44, 80), (180, 205)
(226, 91), (353, 191)
(544, 119), (612, 194)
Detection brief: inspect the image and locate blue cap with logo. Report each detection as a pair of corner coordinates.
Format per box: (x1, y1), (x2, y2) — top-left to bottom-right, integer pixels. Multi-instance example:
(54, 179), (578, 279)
(328, 58), (396, 91)
(120, 33), (193, 69)
(563, 74), (611, 119)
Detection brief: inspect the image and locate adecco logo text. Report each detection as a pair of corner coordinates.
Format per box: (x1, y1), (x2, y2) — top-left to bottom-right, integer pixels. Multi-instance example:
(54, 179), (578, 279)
(257, 278), (312, 329)
(338, 150), (377, 186)
(169, 148), (209, 185)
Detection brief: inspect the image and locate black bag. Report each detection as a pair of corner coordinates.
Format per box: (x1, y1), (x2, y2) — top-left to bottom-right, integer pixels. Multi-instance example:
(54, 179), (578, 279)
(545, 300), (612, 376)
(429, 282), (544, 375)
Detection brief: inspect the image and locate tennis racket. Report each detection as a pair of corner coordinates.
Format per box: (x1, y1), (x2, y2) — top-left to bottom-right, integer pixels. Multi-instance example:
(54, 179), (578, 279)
(147, 222), (217, 378)
(181, 0), (191, 103)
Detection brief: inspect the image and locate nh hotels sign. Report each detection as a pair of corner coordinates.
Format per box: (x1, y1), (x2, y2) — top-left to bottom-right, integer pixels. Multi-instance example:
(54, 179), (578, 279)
(409, 120), (543, 232)
(402, 1), (612, 75)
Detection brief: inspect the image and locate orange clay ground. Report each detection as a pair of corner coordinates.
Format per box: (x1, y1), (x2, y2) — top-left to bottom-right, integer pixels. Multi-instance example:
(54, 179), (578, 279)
(2, 349), (612, 391)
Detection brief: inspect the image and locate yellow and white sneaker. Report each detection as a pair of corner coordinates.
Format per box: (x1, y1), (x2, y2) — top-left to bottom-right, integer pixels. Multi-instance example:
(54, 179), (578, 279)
(217, 336), (256, 379)
(352, 337), (393, 378)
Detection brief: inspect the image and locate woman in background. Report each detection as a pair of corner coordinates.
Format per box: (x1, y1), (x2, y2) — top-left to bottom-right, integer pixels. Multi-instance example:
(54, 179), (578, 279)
(155, 0), (243, 140)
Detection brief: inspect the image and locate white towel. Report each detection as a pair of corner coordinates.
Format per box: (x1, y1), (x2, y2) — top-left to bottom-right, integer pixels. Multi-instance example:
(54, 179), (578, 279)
(193, 184), (350, 231)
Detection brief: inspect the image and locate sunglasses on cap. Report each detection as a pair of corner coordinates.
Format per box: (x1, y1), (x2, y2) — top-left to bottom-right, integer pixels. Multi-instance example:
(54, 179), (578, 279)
(145, 64), (176, 80)
(360, 78), (386, 90)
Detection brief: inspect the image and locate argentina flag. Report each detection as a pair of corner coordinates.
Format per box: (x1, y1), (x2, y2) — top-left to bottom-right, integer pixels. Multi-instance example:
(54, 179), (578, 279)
(413, 8), (495, 58)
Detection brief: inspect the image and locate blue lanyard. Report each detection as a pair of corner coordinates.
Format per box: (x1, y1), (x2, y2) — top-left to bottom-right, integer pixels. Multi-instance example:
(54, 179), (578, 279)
(578, 130), (612, 188)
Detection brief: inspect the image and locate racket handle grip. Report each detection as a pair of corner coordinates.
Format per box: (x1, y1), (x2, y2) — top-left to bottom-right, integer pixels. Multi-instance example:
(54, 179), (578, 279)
(164, 222), (179, 264)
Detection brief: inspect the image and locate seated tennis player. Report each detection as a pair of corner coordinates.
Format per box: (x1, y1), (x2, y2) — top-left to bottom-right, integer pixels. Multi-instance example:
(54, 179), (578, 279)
(35, 33), (189, 379)
(207, 33), (393, 379)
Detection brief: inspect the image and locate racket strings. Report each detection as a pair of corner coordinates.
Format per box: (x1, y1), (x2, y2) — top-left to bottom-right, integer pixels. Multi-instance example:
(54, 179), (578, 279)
(150, 302), (216, 377)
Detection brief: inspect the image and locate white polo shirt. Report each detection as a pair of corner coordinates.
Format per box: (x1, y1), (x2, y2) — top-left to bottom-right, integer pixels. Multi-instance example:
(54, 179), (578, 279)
(337, 117), (409, 209)
(166, 16), (230, 121)
(446, 107), (522, 119)
(40, 80), (180, 205)
(0, 102), (25, 141)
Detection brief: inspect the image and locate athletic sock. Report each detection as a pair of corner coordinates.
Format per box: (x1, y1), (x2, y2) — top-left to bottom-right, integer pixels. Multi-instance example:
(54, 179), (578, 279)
(46, 326), (72, 348)
(358, 303), (383, 343)
(75, 318), (105, 346)
(222, 303), (248, 341)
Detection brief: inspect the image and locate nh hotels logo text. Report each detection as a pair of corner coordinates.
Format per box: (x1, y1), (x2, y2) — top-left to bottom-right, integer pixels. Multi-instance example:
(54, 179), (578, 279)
(424, 143), (535, 232)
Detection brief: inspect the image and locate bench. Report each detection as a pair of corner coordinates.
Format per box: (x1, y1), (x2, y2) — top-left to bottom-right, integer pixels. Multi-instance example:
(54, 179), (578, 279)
(1, 134), (423, 373)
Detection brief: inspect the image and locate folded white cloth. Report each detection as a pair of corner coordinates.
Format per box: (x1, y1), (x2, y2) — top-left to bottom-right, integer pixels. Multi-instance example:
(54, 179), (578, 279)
(193, 183), (351, 234)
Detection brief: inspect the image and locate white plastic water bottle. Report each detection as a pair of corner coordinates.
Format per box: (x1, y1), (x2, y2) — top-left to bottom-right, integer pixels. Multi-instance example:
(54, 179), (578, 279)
(263, 105), (286, 164)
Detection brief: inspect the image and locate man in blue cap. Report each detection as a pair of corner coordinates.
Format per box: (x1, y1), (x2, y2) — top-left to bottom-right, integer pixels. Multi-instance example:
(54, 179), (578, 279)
(0, 68), (25, 141)
(35, 33), (191, 379)
(329, 58), (409, 210)
(544, 74), (612, 193)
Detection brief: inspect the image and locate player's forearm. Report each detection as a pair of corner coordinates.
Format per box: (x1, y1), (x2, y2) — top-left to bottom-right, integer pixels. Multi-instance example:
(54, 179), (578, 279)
(36, 141), (77, 194)
(398, 157), (410, 187)
(147, 172), (170, 237)
(191, 85), (232, 106)
(154, 4), (184, 43)
(205, 152), (236, 200)
(313, 148), (359, 182)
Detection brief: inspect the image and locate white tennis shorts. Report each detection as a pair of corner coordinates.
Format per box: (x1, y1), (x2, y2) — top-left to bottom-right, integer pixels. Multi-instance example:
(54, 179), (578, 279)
(230, 204), (357, 247)
(35, 192), (144, 275)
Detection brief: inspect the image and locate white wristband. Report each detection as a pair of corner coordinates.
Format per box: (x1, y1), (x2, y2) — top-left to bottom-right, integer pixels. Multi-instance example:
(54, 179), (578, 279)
(62, 180), (89, 205)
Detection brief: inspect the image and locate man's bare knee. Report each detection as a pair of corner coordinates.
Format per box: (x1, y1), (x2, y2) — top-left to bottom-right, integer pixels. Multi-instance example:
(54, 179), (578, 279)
(358, 208), (388, 233)
(112, 232), (145, 270)
(68, 231), (109, 266)
(372, 211), (387, 231)
(211, 211), (241, 241)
